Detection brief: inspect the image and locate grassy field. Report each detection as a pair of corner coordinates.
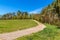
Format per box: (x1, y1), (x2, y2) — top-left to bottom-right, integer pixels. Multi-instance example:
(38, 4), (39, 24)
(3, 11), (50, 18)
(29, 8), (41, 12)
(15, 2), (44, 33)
(0, 20), (37, 33)
(16, 24), (60, 40)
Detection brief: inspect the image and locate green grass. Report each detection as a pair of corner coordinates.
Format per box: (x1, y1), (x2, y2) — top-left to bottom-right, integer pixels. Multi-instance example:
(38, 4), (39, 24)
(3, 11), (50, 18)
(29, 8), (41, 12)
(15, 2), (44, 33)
(16, 24), (60, 40)
(0, 20), (37, 33)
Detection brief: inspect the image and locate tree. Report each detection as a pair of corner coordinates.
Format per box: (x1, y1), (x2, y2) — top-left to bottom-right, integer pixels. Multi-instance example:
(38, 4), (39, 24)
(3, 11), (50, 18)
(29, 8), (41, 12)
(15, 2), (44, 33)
(17, 10), (22, 19)
(22, 12), (28, 19)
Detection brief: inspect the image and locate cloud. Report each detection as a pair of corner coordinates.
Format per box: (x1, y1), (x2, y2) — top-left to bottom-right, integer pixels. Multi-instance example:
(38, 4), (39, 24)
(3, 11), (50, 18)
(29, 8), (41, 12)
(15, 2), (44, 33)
(29, 8), (43, 14)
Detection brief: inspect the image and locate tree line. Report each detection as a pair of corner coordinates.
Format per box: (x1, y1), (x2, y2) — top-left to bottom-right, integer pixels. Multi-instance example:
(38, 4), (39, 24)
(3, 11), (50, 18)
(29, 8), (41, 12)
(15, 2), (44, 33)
(33, 0), (60, 27)
(0, 10), (33, 20)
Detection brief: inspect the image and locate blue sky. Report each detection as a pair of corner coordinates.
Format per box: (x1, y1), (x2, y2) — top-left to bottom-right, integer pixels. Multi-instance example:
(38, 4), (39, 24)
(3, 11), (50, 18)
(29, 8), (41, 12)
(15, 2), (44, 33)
(0, 0), (54, 15)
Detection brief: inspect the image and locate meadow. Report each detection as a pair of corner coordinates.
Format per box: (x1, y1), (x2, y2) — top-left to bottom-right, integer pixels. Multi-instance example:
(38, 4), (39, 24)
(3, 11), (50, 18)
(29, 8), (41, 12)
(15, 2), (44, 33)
(16, 24), (60, 40)
(0, 20), (37, 33)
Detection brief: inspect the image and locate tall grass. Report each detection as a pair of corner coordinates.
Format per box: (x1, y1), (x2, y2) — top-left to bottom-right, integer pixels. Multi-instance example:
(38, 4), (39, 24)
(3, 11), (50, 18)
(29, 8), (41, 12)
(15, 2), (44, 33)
(16, 24), (60, 40)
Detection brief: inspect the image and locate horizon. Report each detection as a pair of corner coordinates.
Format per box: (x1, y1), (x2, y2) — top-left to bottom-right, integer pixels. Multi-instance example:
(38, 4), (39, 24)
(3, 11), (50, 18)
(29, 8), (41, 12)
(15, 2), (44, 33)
(0, 0), (54, 15)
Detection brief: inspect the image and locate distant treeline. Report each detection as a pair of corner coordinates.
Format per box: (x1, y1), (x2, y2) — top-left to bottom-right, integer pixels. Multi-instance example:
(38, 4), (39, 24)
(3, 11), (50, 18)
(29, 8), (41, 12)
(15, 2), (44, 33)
(0, 10), (33, 20)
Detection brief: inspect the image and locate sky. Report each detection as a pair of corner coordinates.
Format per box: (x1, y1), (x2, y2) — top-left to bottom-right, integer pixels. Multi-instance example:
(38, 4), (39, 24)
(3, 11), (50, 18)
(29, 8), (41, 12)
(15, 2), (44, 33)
(0, 0), (54, 15)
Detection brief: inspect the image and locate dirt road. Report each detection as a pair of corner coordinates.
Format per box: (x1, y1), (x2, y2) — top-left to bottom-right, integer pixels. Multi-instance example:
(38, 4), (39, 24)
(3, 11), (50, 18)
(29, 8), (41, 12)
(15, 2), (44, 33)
(0, 20), (46, 40)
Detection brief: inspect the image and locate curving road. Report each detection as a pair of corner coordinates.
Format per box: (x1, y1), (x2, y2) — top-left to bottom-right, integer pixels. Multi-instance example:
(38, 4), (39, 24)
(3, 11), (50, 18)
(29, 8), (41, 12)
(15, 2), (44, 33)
(0, 20), (46, 40)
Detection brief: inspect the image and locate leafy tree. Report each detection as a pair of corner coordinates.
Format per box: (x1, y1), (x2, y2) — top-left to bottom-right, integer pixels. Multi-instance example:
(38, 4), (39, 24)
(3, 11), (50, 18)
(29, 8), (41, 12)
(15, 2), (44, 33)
(17, 10), (22, 19)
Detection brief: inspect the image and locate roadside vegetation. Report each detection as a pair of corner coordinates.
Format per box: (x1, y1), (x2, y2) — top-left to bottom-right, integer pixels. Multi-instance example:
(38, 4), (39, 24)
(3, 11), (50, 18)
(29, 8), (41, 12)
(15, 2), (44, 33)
(33, 0), (60, 27)
(16, 24), (60, 40)
(0, 20), (37, 33)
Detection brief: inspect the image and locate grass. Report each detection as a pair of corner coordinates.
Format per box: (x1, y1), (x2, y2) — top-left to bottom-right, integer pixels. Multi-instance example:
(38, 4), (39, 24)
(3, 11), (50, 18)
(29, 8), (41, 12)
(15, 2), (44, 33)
(0, 20), (37, 33)
(16, 23), (60, 40)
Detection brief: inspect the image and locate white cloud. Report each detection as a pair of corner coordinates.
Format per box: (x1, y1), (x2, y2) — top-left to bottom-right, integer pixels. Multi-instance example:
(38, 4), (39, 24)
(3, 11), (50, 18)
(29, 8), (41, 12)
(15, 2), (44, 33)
(29, 8), (43, 14)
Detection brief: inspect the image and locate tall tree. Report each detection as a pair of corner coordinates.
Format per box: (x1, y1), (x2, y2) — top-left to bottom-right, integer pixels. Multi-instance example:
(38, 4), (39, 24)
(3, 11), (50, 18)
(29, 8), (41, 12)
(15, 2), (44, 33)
(22, 12), (28, 19)
(17, 10), (22, 19)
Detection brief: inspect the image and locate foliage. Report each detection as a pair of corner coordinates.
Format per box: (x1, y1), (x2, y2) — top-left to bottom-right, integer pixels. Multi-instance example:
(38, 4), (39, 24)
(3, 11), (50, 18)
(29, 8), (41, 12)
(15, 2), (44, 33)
(1, 10), (31, 20)
(33, 0), (60, 27)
